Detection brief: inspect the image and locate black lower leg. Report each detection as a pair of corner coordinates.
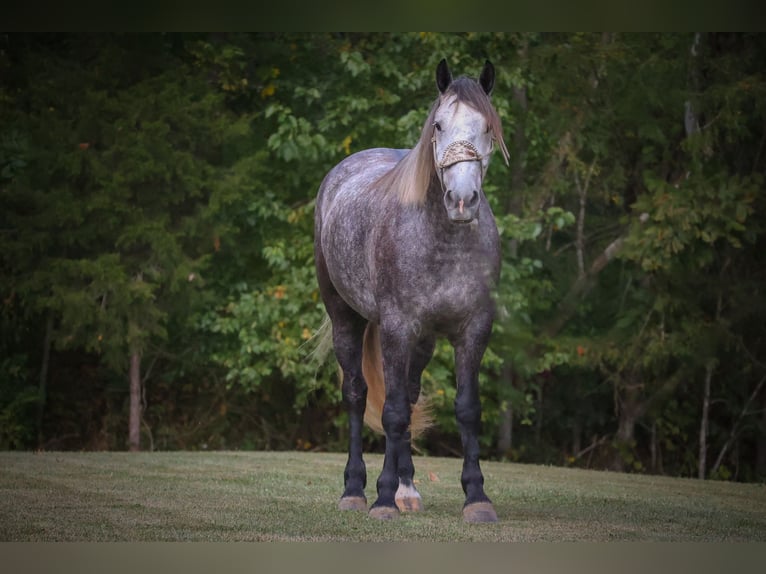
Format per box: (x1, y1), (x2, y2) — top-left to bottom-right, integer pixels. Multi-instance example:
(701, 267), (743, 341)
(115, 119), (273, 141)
(407, 337), (434, 405)
(328, 308), (368, 506)
(372, 394), (409, 510)
(455, 381), (490, 505)
(396, 338), (432, 491)
(342, 374), (367, 499)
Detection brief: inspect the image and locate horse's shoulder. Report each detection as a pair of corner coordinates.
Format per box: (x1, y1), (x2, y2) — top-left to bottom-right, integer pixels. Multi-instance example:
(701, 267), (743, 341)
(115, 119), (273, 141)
(322, 148), (409, 191)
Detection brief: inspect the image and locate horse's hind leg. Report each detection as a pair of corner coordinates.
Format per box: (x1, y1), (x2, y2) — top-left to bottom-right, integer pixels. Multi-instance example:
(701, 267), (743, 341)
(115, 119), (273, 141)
(316, 264), (369, 513)
(330, 306), (369, 511)
(316, 242), (369, 511)
(394, 336), (434, 513)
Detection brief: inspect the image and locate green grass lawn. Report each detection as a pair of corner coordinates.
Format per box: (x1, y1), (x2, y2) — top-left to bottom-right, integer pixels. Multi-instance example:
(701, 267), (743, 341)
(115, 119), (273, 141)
(1, 450), (765, 541)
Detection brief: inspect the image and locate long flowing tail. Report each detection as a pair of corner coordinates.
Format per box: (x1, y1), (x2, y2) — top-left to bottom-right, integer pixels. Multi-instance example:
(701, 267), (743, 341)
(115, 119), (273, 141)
(312, 317), (431, 439)
(361, 323), (432, 439)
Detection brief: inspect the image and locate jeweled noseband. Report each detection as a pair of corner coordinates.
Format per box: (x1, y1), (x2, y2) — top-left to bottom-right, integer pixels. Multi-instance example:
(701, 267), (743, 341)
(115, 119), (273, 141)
(434, 138), (484, 169)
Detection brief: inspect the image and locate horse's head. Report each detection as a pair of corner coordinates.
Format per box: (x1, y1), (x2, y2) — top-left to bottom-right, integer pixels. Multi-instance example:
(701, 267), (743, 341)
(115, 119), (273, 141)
(431, 59), (506, 223)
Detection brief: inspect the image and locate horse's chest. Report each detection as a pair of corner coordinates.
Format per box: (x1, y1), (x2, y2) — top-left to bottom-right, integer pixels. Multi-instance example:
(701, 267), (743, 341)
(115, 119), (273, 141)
(398, 245), (495, 320)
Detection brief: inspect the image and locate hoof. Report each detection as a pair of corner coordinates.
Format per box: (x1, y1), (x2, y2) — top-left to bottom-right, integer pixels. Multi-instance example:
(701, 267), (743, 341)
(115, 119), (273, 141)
(338, 496), (367, 511)
(368, 505), (399, 520)
(462, 501), (498, 523)
(395, 482), (424, 512)
(395, 495), (424, 513)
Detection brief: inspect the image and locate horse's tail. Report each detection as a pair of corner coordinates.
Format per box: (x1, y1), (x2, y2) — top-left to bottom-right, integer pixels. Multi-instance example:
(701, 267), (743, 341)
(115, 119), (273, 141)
(312, 317), (431, 439)
(308, 315), (334, 365)
(361, 323), (432, 439)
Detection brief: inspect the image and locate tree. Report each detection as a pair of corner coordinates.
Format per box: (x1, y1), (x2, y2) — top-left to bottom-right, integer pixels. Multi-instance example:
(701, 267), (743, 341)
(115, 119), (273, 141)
(2, 34), (765, 481)
(1, 34), (238, 450)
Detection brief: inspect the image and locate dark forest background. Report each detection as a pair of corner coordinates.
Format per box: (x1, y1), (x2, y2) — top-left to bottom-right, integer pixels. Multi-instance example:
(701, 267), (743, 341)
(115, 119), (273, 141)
(2, 33), (765, 482)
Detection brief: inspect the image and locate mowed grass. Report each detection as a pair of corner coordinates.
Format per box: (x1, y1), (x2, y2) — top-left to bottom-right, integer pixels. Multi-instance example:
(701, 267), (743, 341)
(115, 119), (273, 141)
(1, 450), (765, 541)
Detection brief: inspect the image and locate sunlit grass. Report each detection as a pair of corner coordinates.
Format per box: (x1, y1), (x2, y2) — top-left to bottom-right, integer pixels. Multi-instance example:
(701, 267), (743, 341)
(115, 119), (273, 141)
(1, 451), (764, 541)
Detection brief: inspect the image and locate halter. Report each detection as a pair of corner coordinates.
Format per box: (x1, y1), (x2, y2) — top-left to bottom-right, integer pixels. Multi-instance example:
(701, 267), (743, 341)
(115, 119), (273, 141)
(431, 127), (494, 194)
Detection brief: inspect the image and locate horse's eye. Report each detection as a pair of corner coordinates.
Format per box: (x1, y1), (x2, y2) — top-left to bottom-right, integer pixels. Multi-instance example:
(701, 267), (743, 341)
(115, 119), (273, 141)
(433, 121), (442, 132)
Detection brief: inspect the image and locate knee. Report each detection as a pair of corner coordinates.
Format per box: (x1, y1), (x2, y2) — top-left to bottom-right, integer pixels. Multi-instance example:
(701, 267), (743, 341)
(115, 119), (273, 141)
(407, 380), (421, 405)
(342, 376), (367, 411)
(454, 394), (481, 426)
(381, 398), (410, 439)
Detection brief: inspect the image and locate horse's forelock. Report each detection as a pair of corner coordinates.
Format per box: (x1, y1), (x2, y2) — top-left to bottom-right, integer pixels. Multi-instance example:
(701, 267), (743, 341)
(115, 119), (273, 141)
(446, 78), (509, 165)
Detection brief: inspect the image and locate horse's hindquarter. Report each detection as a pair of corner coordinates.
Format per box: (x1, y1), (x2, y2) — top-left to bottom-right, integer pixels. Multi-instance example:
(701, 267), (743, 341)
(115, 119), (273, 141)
(317, 148), (406, 321)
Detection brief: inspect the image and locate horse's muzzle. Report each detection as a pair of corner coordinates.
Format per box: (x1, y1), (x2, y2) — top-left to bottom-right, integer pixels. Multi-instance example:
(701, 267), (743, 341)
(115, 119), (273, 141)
(444, 189), (480, 223)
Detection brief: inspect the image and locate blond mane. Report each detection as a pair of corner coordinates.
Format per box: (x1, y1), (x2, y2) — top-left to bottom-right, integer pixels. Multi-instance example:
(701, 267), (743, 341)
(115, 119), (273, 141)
(377, 77), (510, 205)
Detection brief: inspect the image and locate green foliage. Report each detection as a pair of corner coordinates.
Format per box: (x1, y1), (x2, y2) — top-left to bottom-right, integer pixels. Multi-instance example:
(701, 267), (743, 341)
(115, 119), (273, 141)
(624, 173), (760, 272)
(2, 33), (766, 483)
(202, 268), (337, 409)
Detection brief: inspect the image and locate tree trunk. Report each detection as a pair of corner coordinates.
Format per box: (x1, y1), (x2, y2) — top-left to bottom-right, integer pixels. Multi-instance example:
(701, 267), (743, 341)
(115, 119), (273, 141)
(543, 234), (627, 338)
(128, 349), (142, 452)
(700, 290), (723, 478)
(497, 34), (529, 457)
(573, 161), (596, 280)
(612, 410), (637, 472)
(684, 33), (702, 138)
(36, 312), (54, 449)
(611, 376), (642, 472)
(712, 375), (765, 476)
(698, 360), (714, 479)
(572, 418), (581, 458)
(497, 374), (513, 456)
(535, 381), (544, 445)
(575, 177), (587, 278)
(756, 390), (766, 480)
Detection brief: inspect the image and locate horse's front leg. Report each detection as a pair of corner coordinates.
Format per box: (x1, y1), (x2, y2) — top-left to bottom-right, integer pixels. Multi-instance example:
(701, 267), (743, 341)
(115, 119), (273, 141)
(369, 321), (413, 520)
(452, 312), (498, 523)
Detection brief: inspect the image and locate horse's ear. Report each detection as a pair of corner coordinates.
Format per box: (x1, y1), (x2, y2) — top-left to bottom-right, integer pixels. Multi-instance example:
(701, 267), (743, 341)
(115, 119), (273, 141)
(479, 60), (495, 95)
(436, 58), (452, 93)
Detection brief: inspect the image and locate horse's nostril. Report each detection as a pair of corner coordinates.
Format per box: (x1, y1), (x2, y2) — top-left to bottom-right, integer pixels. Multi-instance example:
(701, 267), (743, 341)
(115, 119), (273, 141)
(470, 190), (479, 206)
(446, 190), (454, 203)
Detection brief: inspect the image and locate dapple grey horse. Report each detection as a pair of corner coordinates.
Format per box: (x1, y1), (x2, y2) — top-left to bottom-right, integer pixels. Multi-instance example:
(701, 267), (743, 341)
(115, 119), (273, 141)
(314, 59), (509, 522)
